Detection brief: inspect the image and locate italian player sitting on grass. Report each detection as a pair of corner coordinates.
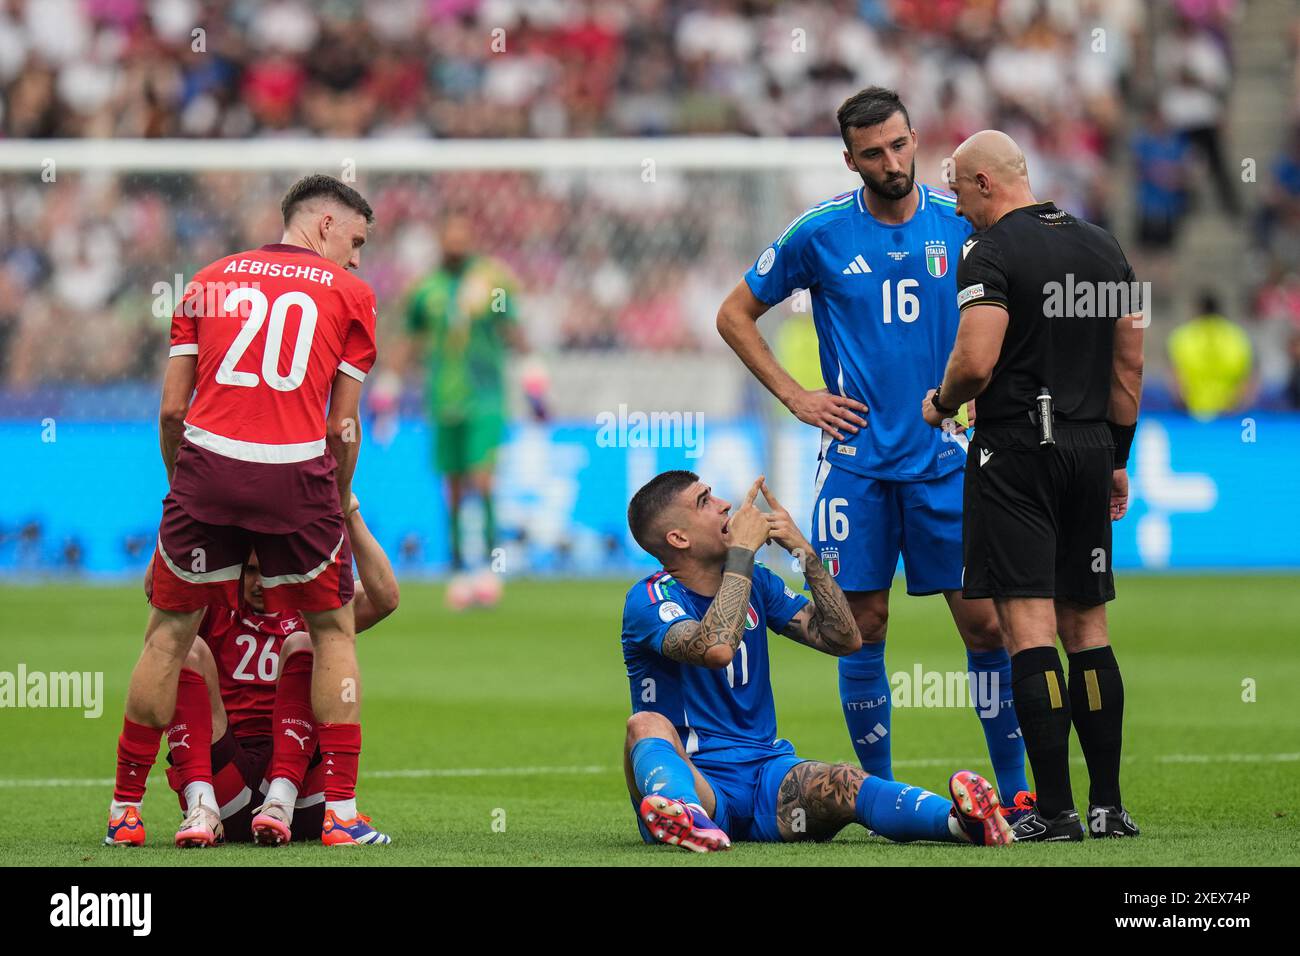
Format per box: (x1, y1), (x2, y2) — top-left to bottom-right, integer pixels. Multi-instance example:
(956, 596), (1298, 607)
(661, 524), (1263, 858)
(621, 470), (1014, 852)
(109, 495), (399, 847)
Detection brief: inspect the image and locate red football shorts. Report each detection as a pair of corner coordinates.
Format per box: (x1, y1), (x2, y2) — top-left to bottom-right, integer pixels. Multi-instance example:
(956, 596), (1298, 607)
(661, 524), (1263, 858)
(149, 495), (353, 613)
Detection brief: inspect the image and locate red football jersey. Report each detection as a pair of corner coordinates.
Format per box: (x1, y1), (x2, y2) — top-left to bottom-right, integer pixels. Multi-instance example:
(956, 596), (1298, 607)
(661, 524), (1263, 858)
(199, 605), (308, 739)
(169, 243), (376, 457)
(167, 243), (376, 532)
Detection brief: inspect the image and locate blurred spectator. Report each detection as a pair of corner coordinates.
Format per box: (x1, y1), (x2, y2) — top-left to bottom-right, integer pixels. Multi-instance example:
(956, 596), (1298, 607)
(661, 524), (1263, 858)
(1250, 266), (1300, 403)
(1156, 14), (1239, 216)
(1132, 106), (1190, 251)
(1175, 0), (1239, 59)
(1168, 292), (1254, 419)
(0, 0), (1150, 385)
(1255, 125), (1300, 252)
(0, 0), (1131, 151)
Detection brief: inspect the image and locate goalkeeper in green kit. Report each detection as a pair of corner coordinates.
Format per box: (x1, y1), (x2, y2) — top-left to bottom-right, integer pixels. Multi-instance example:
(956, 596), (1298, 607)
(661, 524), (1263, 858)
(405, 213), (535, 606)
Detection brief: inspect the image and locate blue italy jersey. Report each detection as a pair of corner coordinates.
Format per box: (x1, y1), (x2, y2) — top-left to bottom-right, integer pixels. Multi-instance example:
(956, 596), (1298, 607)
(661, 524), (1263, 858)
(622, 565), (808, 761)
(745, 184), (973, 481)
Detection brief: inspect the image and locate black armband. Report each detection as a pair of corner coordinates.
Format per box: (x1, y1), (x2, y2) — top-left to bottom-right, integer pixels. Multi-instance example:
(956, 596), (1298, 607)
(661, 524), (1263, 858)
(931, 384), (958, 416)
(1109, 421), (1137, 468)
(723, 546), (755, 579)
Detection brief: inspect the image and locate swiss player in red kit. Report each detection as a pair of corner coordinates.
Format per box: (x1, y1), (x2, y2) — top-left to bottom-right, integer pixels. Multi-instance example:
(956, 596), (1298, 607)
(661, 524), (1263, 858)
(106, 176), (384, 846)
(158, 495), (398, 846)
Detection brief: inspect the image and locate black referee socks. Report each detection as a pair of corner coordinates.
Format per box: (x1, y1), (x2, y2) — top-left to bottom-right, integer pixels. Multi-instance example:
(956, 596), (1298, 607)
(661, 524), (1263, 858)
(1011, 646), (1075, 818)
(1067, 645), (1125, 808)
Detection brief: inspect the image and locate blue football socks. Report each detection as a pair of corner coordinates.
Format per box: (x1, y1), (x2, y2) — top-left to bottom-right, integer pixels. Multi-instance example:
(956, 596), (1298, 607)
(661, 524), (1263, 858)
(854, 773), (955, 842)
(967, 648), (1029, 801)
(839, 641), (893, 779)
(630, 737), (702, 807)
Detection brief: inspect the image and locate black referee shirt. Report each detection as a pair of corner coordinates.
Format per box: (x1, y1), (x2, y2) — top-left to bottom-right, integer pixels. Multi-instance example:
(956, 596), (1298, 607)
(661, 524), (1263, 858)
(956, 201), (1139, 425)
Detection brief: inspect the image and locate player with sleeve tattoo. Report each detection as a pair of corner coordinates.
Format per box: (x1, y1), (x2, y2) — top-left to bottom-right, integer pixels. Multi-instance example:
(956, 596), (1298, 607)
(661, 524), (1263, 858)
(619, 469), (1013, 852)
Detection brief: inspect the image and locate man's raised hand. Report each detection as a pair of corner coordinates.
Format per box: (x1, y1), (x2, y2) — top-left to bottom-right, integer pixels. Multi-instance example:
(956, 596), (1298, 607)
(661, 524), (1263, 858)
(726, 476), (771, 553)
(759, 479), (810, 557)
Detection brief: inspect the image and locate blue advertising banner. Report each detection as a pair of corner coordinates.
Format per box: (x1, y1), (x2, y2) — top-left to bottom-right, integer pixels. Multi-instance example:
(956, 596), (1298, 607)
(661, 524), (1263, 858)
(0, 414), (1294, 577)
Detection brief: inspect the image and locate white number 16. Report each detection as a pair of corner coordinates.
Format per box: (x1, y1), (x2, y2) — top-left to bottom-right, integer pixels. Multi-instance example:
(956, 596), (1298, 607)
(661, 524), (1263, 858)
(881, 278), (920, 324)
(817, 497), (850, 541)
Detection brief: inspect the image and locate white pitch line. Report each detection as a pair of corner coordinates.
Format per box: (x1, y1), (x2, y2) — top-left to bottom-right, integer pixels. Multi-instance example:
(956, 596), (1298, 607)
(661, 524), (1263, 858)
(368, 765), (609, 779)
(0, 765), (613, 789)
(897, 753), (1300, 768)
(1154, 752), (1300, 764)
(0, 752), (1296, 789)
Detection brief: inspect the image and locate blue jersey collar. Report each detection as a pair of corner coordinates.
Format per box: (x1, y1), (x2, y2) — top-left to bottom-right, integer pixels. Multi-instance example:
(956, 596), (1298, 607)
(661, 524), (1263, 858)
(856, 182), (924, 227)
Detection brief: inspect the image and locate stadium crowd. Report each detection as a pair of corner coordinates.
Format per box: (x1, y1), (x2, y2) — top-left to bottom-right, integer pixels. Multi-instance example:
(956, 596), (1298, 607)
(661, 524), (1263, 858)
(0, 0), (1296, 411)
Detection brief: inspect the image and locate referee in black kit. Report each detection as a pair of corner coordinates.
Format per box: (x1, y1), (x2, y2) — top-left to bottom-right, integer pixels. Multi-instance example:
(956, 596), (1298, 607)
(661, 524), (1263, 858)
(921, 130), (1144, 842)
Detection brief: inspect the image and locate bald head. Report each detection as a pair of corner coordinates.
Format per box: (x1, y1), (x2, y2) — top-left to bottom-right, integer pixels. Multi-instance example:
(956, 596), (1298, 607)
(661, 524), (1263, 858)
(954, 130), (1028, 184)
(947, 130), (1037, 230)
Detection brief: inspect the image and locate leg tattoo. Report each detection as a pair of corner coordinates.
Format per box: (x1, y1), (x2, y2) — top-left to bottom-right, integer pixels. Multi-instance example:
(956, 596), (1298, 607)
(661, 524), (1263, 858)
(776, 761), (863, 842)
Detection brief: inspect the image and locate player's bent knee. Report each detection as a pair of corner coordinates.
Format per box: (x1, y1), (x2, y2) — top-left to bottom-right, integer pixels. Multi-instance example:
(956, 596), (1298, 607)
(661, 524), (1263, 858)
(963, 617), (1005, 652)
(281, 632), (313, 659)
(855, 611), (888, 644)
(626, 711), (675, 744)
(847, 593), (889, 643)
(1055, 600), (1107, 653)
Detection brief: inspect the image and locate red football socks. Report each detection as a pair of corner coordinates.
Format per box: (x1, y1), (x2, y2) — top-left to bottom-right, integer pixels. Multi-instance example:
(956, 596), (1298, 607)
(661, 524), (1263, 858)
(268, 650), (317, 788)
(113, 717), (164, 803)
(165, 668), (213, 791)
(317, 721), (361, 802)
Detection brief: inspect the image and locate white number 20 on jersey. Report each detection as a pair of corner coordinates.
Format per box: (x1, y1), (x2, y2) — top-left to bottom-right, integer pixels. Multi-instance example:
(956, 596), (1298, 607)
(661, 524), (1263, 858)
(216, 288), (318, 392)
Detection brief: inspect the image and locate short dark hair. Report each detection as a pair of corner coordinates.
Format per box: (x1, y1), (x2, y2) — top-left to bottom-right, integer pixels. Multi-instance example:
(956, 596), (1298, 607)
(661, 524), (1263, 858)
(627, 470), (699, 561)
(281, 174), (374, 227)
(837, 87), (911, 149)
(1198, 291), (1222, 316)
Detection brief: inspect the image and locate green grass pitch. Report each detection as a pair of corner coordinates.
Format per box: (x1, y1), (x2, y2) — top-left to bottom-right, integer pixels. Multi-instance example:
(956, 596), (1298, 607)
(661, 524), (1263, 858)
(1, 575), (1297, 866)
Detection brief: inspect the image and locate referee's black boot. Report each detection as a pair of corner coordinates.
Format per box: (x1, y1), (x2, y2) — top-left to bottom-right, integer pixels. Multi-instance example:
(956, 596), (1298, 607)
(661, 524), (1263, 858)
(1011, 807), (1085, 842)
(1087, 805), (1140, 838)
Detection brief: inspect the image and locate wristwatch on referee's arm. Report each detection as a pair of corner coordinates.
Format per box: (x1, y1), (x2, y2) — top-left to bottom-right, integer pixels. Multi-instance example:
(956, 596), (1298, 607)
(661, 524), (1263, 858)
(930, 384), (959, 417)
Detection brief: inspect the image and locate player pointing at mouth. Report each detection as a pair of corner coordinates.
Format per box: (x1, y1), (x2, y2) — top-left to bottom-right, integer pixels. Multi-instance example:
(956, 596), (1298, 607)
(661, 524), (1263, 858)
(620, 470), (1013, 851)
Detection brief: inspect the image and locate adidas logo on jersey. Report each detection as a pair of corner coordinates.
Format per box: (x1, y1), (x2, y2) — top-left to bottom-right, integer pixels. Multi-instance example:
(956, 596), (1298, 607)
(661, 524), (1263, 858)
(841, 255), (872, 275)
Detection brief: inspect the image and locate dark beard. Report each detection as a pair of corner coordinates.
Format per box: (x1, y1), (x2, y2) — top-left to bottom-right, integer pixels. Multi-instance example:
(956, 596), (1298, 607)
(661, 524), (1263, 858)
(861, 160), (915, 201)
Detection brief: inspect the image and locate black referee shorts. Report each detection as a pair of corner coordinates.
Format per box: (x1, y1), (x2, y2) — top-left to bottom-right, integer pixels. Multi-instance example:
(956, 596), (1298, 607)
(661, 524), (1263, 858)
(962, 423), (1116, 606)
